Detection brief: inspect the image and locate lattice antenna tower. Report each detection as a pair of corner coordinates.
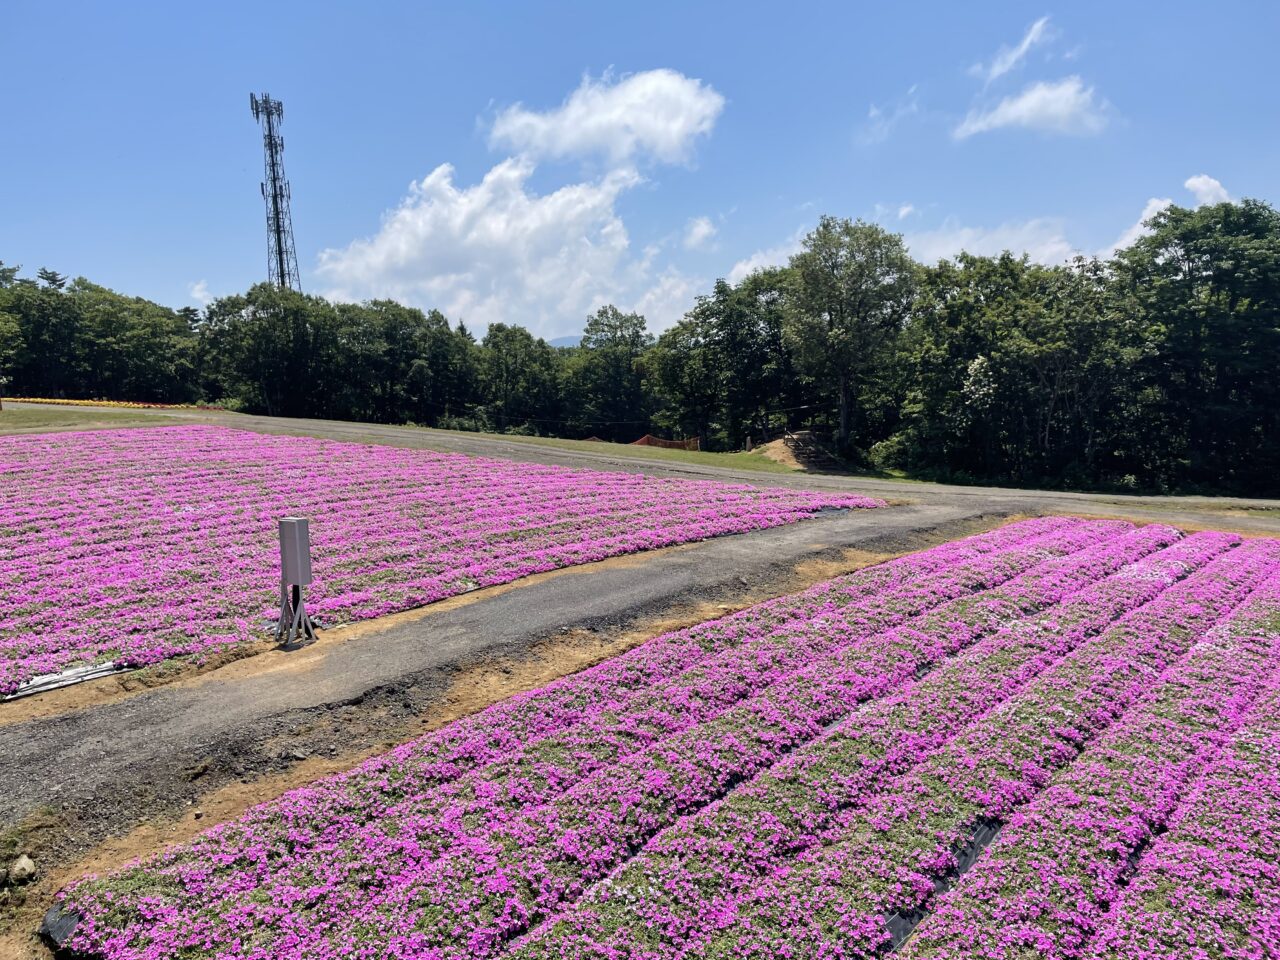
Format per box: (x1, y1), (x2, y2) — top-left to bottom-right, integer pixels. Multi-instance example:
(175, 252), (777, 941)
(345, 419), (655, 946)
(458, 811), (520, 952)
(249, 92), (301, 290)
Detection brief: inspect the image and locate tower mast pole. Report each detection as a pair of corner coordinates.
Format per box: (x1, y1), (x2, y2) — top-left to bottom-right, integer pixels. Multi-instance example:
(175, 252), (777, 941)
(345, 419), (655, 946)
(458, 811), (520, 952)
(249, 92), (301, 290)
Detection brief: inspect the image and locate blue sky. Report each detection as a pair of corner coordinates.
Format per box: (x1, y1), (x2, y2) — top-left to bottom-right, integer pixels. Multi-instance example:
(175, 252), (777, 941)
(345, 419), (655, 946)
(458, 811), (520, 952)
(3, 1), (1277, 338)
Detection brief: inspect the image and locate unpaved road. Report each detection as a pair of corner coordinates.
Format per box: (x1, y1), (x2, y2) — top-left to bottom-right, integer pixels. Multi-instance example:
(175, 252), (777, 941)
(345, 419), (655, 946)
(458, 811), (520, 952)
(2, 404), (1279, 956)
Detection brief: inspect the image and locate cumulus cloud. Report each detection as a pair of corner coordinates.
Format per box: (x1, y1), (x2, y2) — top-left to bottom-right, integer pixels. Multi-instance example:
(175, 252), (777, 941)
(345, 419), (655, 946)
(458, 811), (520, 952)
(726, 231), (806, 285)
(188, 280), (213, 306)
(873, 202), (918, 221)
(683, 216), (717, 250)
(489, 69), (725, 165)
(316, 68), (730, 337)
(739, 170), (1235, 278)
(631, 268), (701, 325)
(1103, 175), (1230, 255)
(906, 217), (1076, 265)
(954, 76), (1109, 138)
(1185, 173), (1230, 205)
(317, 158), (681, 335)
(1104, 196), (1174, 256)
(970, 16), (1054, 85)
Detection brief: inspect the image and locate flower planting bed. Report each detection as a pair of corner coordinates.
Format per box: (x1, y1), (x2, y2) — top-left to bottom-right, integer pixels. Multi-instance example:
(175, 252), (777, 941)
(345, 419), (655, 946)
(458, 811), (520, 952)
(1083, 606), (1280, 960)
(47, 519), (1280, 960)
(899, 576), (1280, 959)
(0, 425), (881, 695)
(2, 397), (221, 410)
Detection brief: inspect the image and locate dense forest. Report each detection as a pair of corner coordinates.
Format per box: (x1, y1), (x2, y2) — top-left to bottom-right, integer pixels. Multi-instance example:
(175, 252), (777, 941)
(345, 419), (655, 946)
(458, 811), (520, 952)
(2, 199), (1277, 495)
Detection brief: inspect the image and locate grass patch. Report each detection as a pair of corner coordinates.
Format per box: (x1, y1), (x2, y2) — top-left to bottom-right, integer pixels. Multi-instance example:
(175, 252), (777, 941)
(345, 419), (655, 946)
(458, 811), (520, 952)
(406, 427), (803, 474)
(0, 807), (62, 863)
(0, 407), (179, 434)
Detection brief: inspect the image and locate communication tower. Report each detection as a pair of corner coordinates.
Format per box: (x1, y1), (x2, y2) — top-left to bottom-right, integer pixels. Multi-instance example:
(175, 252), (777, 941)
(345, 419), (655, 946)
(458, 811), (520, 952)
(249, 92), (301, 289)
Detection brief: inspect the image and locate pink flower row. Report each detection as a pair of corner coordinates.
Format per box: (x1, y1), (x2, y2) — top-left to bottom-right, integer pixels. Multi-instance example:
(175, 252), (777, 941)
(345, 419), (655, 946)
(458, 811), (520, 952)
(1083, 586), (1280, 960)
(53, 523), (1280, 960)
(704, 538), (1279, 959)
(61, 518), (1133, 958)
(900, 575), (1280, 958)
(0, 425), (881, 693)
(515, 524), (1221, 958)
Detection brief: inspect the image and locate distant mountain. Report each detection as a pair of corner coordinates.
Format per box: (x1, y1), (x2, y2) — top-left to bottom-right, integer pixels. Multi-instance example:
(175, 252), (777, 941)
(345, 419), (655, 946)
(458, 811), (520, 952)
(548, 335), (582, 348)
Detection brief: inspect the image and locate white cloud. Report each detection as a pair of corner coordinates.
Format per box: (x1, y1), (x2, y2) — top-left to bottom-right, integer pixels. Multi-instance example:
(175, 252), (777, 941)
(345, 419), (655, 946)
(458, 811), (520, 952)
(906, 217), (1076, 265)
(1185, 173), (1229, 206)
(860, 86), (919, 145)
(631, 268), (701, 326)
(315, 69), (729, 338)
(874, 202), (919, 221)
(316, 157), (702, 337)
(970, 16), (1054, 85)
(1104, 196), (1174, 256)
(188, 280), (213, 306)
(489, 69), (725, 165)
(738, 172), (1234, 279)
(726, 231), (806, 285)
(1105, 175), (1230, 255)
(683, 215), (717, 250)
(954, 76), (1109, 139)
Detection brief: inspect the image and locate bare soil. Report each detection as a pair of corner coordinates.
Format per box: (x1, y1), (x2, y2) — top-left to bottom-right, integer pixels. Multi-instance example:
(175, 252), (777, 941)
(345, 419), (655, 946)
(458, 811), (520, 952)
(753, 437), (804, 470)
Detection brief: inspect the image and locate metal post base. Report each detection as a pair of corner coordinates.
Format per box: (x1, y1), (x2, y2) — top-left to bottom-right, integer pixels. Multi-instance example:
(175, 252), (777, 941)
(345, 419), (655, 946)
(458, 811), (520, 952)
(277, 581), (317, 647)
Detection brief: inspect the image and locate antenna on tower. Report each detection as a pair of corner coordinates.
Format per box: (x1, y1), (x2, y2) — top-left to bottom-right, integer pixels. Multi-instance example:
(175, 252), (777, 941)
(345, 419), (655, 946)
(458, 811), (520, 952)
(249, 92), (301, 290)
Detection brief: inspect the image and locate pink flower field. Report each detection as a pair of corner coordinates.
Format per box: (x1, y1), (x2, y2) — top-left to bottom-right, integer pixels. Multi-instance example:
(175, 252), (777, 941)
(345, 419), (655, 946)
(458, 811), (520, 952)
(48, 517), (1280, 959)
(0, 425), (882, 695)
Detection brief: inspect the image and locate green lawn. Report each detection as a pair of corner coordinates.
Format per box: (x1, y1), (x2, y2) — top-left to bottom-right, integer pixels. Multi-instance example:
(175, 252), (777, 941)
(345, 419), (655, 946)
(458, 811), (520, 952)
(411, 427), (802, 474)
(0, 406), (179, 434)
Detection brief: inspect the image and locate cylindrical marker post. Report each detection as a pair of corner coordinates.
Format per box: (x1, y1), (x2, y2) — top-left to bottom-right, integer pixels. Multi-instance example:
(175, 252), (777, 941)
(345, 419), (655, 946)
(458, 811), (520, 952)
(277, 516), (317, 646)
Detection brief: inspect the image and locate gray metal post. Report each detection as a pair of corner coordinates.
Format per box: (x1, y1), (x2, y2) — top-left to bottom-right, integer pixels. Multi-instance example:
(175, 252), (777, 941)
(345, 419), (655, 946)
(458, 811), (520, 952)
(277, 516), (317, 646)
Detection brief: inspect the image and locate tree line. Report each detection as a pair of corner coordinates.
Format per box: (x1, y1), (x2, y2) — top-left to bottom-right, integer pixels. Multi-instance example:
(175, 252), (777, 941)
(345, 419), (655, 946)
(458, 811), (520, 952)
(2, 198), (1277, 495)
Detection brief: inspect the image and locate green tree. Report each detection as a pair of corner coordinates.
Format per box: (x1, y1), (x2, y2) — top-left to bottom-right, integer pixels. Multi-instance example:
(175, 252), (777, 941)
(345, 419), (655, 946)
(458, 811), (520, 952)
(728, 267), (805, 440)
(565, 305), (653, 440)
(787, 216), (917, 448)
(0, 262), (22, 403)
(480, 323), (561, 431)
(325, 300), (463, 424)
(889, 252), (1142, 485)
(3, 271), (84, 395)
(73, 280), (197, 402)
(0, 310), (19, 403)
(646, 317), (719, 444)
(197, 284), (342, 417)
(36, 267), (67, 290)
(429, 321), (482, 425)
(1113, 199), (1280, 491)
